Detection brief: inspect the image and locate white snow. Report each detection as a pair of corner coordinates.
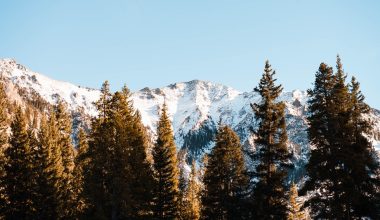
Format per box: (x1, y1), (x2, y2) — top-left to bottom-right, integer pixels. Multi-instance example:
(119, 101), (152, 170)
(1, 58), (380, 159)
(0, 59), (101, 116)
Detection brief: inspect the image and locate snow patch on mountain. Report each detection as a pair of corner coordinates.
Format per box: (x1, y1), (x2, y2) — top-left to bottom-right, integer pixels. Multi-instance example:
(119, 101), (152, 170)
(0, 58), (100, 116)
(1, 58), (379, 166)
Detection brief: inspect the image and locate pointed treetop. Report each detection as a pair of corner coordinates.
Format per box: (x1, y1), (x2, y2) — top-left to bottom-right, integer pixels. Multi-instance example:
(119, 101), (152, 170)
(254, 60), (283, 102)
(161, 101), (169, 119)
(121, 84), (131, 97)
(335, 55), (347, 82)
(101, 80), (110, 94)
(336, 54), (342, 71)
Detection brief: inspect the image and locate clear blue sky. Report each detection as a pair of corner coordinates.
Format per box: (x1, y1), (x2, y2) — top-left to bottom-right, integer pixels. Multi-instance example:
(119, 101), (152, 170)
(0, 0), (379, 108)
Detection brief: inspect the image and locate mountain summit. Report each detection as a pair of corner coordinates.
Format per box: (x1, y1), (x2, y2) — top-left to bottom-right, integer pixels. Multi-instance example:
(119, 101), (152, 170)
(1, 59), (379, 174)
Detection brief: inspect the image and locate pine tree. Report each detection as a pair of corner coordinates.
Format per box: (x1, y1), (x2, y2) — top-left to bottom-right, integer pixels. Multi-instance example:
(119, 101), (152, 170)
(251, 61), (290, 219)
(343, 76), (380, 218)
(55, 101), (76, 218)
(73, 128), (90, 219)
(202, 125), (249, 219)
(178, 148), (188, 196)
(55, 101), (75, 175)
(0, 82), (8, 217)
(4, 107), (37, 219)
(327, 56), (353, 218)
(180, 160), (201, 220)
(303, 56), (380, 219)
(152, 103), (180, 219)
(85, 82), (155, 219)
(287, 183), (305, 220)
(302, 62), (336, 218)
(84, 81), (114, 219)
(96, 80), (112, 120)
(0, 82), (7, 151)
(34, 112), (65, 219)
(119, 87), (155, 218)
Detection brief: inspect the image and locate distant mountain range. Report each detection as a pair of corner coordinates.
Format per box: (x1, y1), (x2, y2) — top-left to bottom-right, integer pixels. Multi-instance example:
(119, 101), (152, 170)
(1, 58), (379, 180)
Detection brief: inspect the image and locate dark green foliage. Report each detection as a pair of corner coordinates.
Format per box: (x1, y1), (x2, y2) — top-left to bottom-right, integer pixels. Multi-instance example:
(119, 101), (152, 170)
(303, 56), (380, 219)
(123, 102), (155, 218)
(55, 101), (76, 218)
(4, 107), (38, 219)
(180, 160), (201, 220)
(0, 82), (7, 151)
(84, 82), (155, 219)
(84, 81), (114, 219)
(73, 128), (90, 219)
(182, 120), (217, 162)
(251, 61), (290, 219)
(0, 82), (8, 217)
(34, 112), (65, 219)
(152, 103), (180, 219)
(202, 125), (249, 220)
(0, 57), (379, 219)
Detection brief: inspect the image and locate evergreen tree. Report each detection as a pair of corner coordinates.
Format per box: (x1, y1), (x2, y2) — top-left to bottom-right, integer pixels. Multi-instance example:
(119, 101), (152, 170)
(55, 101), (76, 218)
(152, 103), (180, 219)
(302, 62), (336, 218)
(0, 83), (7, 148)
(251, 61), (290, 219)
(73, 128), (90, 219)
(4, 107), (37, 219)
(201, 125), (249, 220)
(85, 82), (155, 219)
(287, 183), (305, 220)
(0, 82), (8, 217)
(178, 148), (188, 197)
(303, 56), (380, 219)
(180, 160), (201, 220)
(96, 80), (112, 120)
(85, 81), (114, 219)
(344, 76), (380, 218)
(55, 101), (75, 175)
(119, 87), (155, 218)
(34, 112), (65, 219)
(107, 90), (134, 220)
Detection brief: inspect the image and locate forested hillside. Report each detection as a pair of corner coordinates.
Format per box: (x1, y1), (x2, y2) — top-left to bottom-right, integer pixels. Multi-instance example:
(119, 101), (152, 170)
(0, 57), (379, 219)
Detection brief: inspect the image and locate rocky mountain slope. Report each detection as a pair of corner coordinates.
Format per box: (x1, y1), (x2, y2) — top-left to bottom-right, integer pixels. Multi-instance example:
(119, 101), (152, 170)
(1, 58), (379, 178)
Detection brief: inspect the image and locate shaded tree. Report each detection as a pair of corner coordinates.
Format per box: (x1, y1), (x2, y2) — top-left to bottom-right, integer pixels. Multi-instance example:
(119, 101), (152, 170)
(152, 103), (180, 219)
(4, 107), (37, 219)
(287, 183), (305, 220)
(251, 61), (290, 219)
(202, 125), (249, 219)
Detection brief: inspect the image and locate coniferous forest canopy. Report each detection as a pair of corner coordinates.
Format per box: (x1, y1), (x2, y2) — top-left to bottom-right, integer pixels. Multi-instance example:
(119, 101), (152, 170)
(0, 57), (379, 220)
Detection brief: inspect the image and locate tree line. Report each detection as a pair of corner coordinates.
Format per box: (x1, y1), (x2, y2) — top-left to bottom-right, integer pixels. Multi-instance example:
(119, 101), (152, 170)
(0, 56), (379, 219)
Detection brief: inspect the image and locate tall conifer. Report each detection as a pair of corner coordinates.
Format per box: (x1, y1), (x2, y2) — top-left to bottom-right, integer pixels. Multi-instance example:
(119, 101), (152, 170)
(85, 82), (155, 219)
(202, 125), (249, 219)
(302, 62), (335, 218)
(126, 110), (155, 218)
(4, 107), (37, 219)
(287, 183), (305, 220)
(251, 61), (290, 219)
(85, 81), (114, 219)
(73, 128), (90, 219)
(0, 82), (8, 217)
(55, 101), (76, 218)
(304, 56), (380, 218)
(180, 160), (201, 220)
(152, 103), (180, 219)
(34, 113), (65, 219)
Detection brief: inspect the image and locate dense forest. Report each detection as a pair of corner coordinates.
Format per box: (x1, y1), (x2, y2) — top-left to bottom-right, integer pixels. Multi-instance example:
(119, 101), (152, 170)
(0, 56), (379, 220)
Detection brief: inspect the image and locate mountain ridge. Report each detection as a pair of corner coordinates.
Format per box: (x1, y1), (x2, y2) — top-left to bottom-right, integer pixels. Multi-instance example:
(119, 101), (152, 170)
(1, 58), (379, 168)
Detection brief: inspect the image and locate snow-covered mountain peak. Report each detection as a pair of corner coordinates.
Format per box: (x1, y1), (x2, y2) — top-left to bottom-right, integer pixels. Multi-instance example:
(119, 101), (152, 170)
(1, 59), (379, 165)
(0, 58), (101, 116)
(133, 79), (242, 138)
